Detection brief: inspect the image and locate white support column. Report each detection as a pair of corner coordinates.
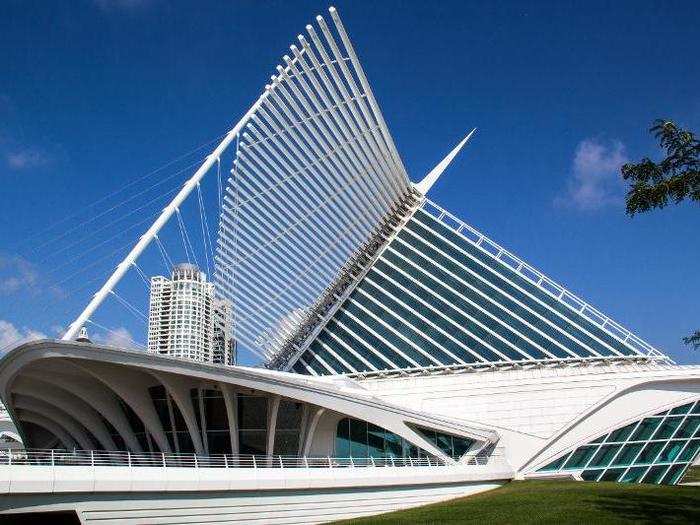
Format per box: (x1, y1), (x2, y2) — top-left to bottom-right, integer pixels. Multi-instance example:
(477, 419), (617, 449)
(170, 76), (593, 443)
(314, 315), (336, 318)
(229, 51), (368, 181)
(297, 404), (310, 456)
(302, 407), (325, 456)
(62, 90), (271, 340)
(220, 383), (239, 454)
(150, 371), (205, 455)
(267, 395), (281, 456)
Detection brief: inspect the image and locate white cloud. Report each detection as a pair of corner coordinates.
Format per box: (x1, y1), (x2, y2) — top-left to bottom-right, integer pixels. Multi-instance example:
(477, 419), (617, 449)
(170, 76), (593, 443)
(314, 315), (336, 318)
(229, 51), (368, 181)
(93, 326), (138, 349)
(0, 254), (65, 298)
(0, 320), (46, 353)
(555, 138), (628, 211)
(0, 255), (38, 295)
(5, 148), (51, 170)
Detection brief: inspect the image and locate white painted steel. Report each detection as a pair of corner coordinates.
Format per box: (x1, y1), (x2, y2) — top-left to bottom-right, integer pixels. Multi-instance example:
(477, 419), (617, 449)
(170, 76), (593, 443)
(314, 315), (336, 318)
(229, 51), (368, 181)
(215, 8), (413, 363)
(62, 93), (271, 341)
(415, 129), (477, 194)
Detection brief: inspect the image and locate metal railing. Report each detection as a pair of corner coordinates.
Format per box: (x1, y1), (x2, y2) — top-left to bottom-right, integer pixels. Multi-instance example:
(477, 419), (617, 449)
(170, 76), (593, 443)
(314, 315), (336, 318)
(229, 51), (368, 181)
(420, 199), (669, 360)
(0, 448), (501, 469)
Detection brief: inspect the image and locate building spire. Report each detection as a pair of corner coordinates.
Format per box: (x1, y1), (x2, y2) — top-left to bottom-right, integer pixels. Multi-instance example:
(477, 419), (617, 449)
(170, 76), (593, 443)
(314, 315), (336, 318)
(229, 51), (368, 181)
(415, 128), (477, 195)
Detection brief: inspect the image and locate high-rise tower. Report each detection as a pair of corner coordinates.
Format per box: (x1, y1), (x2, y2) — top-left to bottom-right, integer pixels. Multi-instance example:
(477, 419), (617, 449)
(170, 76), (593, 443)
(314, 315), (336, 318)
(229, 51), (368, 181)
(147, 263), (233, 364)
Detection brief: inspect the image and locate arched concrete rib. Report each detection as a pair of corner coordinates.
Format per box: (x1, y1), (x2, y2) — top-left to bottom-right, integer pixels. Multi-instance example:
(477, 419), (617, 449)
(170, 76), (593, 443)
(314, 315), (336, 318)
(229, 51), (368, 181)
(19, 410), (75, 450)
(0, 341), (500, 461)
(11, 376), (116, 450)
(24, 365), (142, 452)
(14, 395), (92, 450)
(72, 361), (172, 453)
(149, 371), (205, 454)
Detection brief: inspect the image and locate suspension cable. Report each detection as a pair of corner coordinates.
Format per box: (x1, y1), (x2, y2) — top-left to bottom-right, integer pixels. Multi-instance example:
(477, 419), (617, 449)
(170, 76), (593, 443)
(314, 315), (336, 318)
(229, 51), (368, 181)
(109, 290), (148, 324)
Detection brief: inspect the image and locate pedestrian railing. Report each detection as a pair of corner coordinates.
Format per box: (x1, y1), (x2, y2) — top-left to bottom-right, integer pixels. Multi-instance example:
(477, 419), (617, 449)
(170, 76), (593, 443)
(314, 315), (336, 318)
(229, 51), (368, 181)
(0, 448), (502, 469)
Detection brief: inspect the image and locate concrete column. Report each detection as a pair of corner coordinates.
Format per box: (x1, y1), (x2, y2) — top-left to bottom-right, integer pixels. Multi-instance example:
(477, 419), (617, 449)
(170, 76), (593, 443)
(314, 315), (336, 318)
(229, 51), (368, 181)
(302, 407), (326, 456)
(20, 411), (75, 450)
(12, 377), (116, 450)
(150, 372), (205, 454)
(220, 383), (239, 454)
(74, 361), (171, 453)
(267, 395), (281, 456)
(14, 397), (92, 450)
(26, 367), (142, 452)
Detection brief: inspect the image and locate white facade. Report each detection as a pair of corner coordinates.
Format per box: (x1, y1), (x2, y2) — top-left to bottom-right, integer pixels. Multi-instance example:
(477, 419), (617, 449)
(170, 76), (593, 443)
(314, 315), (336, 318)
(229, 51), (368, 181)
(148, 263), (233, 365)
(4, 5), (697, 524)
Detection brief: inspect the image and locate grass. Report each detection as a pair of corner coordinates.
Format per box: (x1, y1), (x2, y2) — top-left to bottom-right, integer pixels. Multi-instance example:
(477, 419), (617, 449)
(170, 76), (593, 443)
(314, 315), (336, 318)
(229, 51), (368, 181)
(333, 480), (700, 525)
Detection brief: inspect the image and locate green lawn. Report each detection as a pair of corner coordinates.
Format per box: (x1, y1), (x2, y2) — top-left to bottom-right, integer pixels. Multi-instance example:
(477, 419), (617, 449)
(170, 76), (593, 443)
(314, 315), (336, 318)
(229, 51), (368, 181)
(334, 480), (700, 525)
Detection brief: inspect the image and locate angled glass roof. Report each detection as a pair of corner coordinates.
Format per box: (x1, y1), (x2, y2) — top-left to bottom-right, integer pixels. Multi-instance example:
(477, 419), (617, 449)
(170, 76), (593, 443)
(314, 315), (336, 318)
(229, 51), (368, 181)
(280, 199), (670, 375)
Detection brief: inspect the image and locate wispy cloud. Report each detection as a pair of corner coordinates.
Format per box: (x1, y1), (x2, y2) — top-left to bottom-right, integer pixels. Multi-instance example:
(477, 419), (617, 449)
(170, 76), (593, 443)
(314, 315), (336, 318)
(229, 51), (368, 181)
(93, 326), (138, 349)
(0, 254), (65, 298)
(0, 319), (46, 353)
(555, 138), (628, 211)
(0, 255), (39, 295)
(5, 148), (52, 171)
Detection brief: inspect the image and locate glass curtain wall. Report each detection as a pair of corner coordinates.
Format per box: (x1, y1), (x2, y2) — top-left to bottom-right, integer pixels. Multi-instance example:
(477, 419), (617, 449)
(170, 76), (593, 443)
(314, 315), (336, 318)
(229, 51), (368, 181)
(119, 398), (160, 453)
(293, 206), (646, 376)
(538, 399), (700, 485)
(273, 400), (303, 456)
(334, 418), (473, 459)
(190, 388), (231, 454)
(237, 395), (268, 455)
(149, 385), (195, 453)
(413, 426), (474, 458)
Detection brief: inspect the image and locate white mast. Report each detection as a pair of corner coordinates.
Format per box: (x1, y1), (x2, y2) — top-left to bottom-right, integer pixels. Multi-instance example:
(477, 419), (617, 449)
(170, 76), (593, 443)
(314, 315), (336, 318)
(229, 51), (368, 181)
(415, 128), (476, 195)
(62, 94), (270, 341)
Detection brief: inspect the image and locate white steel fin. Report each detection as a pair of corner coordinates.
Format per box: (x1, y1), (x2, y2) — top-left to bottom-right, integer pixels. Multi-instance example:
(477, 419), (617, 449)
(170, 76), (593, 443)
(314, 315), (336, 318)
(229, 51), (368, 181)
(415, 128), (476, 195)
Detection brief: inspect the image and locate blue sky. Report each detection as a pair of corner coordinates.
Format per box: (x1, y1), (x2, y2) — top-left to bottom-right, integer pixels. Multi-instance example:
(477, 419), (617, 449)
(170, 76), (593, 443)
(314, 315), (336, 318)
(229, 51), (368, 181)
(0, 0), (698, 364)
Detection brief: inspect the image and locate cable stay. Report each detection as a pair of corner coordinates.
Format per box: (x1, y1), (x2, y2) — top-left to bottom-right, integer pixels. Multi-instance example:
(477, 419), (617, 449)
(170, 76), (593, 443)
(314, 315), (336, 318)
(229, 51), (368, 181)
(131, 262), (151, 291)
(108, 291), (148, 325)
(86, 319), (146, 350)
(154, 235), (174, 272)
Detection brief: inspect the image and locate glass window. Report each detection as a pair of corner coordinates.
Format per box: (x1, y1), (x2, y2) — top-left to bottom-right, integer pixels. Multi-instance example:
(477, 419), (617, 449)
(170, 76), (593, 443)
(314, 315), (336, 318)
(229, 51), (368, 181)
(653, 417), (683, 440)
(611, 443), (643, 467)
(350, 419), (368, 457)
(642, 465), (669, 484)
(605, 422), (637, 443)
(563, 446), (597, 469)
(589, 445), (621, 468)
(539, 454), (569, 471)
(661, 464), (687, 485)
(620, 466), (647, 483)
(599, 468), (625, 482)
(238, 396), (267, 455)
(414, 426), (474, 458)
(679, 439), (700, 462)
(658, 441), (686, 463)
(336, 418), (350, 457)
(634, 442), (664, 465)
(630, 418), (661, 441)
(674, 416), (700, 439)
(669, 403), (693, 415)
(581, 470), (602, 481)
(273, 400), (302, 456)
(335, 418), (433, 459)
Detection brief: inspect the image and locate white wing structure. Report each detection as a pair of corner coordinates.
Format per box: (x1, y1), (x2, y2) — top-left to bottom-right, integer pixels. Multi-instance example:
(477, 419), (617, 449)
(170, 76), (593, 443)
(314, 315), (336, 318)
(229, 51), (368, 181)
(60, 6), (669, 372)
(213, 9), (419, 361)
